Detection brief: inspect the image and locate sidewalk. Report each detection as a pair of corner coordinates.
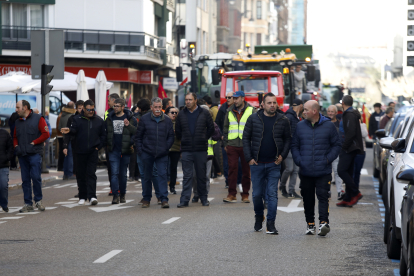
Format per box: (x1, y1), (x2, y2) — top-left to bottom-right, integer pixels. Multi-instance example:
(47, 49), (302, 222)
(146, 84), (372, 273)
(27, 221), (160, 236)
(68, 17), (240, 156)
(8, 168), (64, 190)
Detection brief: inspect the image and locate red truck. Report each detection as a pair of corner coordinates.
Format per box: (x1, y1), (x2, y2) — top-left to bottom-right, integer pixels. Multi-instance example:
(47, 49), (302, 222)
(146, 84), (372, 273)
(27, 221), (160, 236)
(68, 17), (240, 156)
(220, 71), (289, 111)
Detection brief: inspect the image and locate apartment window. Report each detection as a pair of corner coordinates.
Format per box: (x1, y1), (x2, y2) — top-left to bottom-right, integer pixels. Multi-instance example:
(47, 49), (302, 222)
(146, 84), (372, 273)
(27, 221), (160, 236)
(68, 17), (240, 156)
(1, 3), (44, 27)
(257, 1), (262, 19)
(1, 3), (11, 25)
(256, 33), (262, 45)
(30, 5), (44, 27)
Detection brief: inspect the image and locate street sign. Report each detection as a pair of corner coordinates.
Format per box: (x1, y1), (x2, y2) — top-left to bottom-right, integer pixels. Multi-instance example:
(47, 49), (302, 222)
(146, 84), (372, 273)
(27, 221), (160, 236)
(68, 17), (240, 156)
(408, 26), (414, 36)
(409, 10), (414, 20)
(31, 30), (64, 80)
(407, 56), (414, 66)
(163, 77), (178, 90)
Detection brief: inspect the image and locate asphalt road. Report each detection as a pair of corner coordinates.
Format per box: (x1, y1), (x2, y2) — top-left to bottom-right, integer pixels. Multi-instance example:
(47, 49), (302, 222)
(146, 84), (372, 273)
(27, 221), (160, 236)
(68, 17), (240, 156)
(1, 148), (399, 275)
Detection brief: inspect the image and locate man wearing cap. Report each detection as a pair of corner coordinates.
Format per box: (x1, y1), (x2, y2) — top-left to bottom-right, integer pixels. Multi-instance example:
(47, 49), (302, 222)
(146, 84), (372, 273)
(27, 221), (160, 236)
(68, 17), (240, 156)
(279, 99), (303, 199)
(223, 91), (257, 203)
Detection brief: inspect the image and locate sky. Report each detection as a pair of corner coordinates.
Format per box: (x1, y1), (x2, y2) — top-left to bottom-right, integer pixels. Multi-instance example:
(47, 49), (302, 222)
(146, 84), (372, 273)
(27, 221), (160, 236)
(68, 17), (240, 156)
(307, 0), (404, 52)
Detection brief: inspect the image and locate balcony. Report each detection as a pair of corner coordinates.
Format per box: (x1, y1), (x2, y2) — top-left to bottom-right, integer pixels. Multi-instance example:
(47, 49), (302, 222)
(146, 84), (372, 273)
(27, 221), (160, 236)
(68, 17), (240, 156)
(1, 26), (169, 64)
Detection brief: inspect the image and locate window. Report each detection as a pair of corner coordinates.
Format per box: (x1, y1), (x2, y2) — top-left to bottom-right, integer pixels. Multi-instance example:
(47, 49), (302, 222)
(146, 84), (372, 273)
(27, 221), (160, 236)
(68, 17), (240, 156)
(1, 3), (44, 28)
(49, 96), (62, 115)
(13, 4), (27, 27)
(256, 33), (262, 45)
(257, 1), (262, 19)
(1, 3), (10, 25)
(30, 5), (44, 27)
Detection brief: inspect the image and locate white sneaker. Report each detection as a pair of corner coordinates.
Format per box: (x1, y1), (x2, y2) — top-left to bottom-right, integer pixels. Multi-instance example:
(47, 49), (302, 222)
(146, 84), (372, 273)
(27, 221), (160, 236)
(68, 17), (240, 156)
(90, 198), (98, 205)
(318, 222), (330, 236)
(306, 223), (316, 235)
(78, 199), (85, 205)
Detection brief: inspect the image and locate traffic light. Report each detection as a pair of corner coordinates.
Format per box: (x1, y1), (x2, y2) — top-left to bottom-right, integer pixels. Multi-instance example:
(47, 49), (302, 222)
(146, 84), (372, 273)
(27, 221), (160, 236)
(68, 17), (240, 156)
(190, 69), (197, 92)
(41, 64), (54, 95)
(188, 42), (196, 58)
(176, 66), (183, 82)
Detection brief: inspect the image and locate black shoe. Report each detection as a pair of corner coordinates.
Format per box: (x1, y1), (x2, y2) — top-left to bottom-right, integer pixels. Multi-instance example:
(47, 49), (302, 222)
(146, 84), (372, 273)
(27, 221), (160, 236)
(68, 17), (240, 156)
(177, 202), (189, 208)
(120, 194), (126, 203)
(112, 195), (120, 204)
(288, 191), (302, 199)
(2, 207), (9, 212)
(254, 215), (265, 232)
(170, 187), (177, 194)
(201, 200), (210, 206)
(280, 187), (288, 198)
(74, 193), (79, 198)
(62, 175), (68, 180)
(266, 220), (278, 235)
(192, 197), (199, 203)
(108, 191), (113, 196)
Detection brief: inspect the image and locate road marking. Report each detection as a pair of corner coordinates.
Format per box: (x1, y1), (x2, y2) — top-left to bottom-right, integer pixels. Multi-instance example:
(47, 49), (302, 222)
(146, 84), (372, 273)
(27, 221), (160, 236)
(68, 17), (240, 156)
(93, 250), (122, 263)
(55, 184), (76, 189)
(17, 212), (40, 215)
(45, 207), (57, 210)
(392, 259), (400, 263)
(381, 213), (385, 217)
(394, 269), (400, 276)
(377, 195), (382, 198)
(379, 203), (384, 207)
(0, 217), (23, 220)
(278, 200), (304, 213)
(162, 217), (181, 224)
(89, 200), (134, 213)
(382, 218), (385, 222)
(68, 198), (78, 201)
(378, 199), (382, 202)
(0, 221), (6, 224)
(96, 169), (106, 174)
(358, 203), (373, 205)
(208, 198), (214, 202)
(361, 169), (368, 175)
(380, 208), (385, 212)
(43, 187), (51, 189)
(55, 202), (76, 204)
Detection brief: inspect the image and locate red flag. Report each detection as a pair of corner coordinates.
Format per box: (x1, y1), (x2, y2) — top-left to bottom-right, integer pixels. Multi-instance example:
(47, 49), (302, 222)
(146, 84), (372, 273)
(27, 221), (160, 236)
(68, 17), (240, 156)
(127, 94), (132, 108)
(105, 90), (110, 111)
(362, 104), (371, 136)
(158, 79), (167, 99)
(180, 77), (188, 86)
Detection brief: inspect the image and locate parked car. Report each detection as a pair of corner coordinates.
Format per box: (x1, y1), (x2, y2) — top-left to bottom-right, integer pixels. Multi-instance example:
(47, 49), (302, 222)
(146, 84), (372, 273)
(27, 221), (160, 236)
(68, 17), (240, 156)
(382, 110), (414, 259)
(398, 168), (414, 276)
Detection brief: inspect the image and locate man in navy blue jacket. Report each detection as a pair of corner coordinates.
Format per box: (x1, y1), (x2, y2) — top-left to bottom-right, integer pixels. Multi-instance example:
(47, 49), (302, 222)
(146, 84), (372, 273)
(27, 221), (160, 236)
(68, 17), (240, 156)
(135, 97), (174, 209)
(291, 100), (341, 236)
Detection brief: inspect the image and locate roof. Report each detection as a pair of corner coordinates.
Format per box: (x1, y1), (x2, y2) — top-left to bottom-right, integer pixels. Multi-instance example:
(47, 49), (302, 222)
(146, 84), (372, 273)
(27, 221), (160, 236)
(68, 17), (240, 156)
(232, 53), (296, 63)
(223, 70), (282, 77)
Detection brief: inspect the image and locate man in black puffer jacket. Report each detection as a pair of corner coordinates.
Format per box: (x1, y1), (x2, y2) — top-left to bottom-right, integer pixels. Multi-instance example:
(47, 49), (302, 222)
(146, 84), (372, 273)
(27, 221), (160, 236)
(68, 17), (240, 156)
(243, 93), (291, 234)
(0, 121), (13, 212)
(175, 92), (214, 207)
(135, 97), (174, 209)
(61, 100), (105, 206)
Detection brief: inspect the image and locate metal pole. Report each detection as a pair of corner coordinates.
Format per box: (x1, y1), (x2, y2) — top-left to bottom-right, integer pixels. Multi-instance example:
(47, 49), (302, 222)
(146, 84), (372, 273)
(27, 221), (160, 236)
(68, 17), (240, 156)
(42, 30), (50, 174)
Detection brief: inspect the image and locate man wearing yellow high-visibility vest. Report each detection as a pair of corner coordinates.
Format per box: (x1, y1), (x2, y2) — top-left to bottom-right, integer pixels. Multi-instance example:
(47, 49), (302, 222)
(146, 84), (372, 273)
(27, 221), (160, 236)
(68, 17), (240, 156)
(223, 91), (257, 203)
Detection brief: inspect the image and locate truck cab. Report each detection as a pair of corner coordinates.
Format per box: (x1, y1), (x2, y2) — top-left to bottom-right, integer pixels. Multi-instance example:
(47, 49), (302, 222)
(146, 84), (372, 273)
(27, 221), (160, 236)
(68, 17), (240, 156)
(220, 71), (287, 110)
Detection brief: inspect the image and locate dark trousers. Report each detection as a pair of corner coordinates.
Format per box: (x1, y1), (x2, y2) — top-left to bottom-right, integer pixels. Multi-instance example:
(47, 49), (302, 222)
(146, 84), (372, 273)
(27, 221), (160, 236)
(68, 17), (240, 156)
(222, 146), (242, 184)
(19, 154), (42, 205)
(338, 149), (359, 201)
(129, 151), (139, 179)
(168, 151), (181, 189)
(299, 173), (331, 224)
(105, 148), (112, 188)
(57, 137), (64, 171)
(353, 152), (366, 189)
(76, 150), (98, 201)
(212, 155), (221, 176)
(227, 145), (250, 196)
(71, 141), (77, 175)
(180, 151), (208, 203)
(141, 152), (168, 202)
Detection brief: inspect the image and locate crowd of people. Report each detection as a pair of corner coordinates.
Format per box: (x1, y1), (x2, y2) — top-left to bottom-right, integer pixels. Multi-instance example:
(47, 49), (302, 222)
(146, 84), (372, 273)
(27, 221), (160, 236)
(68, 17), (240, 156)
(0, 91), (393, 236)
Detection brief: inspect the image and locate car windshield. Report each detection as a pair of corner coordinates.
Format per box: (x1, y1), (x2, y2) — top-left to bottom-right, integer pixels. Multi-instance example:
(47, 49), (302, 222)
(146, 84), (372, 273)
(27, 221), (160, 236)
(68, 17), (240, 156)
(390, 115), (405, 137)
(233, 77), (278, 96)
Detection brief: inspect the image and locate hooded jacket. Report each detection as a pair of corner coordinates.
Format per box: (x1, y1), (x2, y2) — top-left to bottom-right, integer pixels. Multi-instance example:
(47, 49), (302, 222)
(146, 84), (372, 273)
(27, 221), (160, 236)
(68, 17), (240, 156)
(284, 107), (300, 137)
(243, 110), (291, 163)
(342, 107), (364, 154)
(135, 112), (175, 158)
(65, 111), (106, 154)
(175, 105), (214, 152)
(105, 109), (137, 155)
(291, 113), (341, 177)
(58, 107), (76, 131)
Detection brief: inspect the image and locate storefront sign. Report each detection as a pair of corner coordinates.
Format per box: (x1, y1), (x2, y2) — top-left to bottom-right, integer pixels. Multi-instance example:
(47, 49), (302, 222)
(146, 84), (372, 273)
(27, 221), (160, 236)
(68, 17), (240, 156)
(137, 71), (152, 84)
(163, 78), (178, 90)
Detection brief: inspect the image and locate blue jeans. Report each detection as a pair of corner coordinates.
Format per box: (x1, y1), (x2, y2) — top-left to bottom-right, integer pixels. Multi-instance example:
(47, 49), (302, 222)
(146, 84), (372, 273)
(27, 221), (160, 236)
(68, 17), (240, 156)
(353, 152), (366, 189)
(19, 153), (42, 205)
(108, 151), (130, 196)
(0, 167), (9, 208)
(137, 153), (160, 199)
(141, 152), (168, 202)
(63, 143), (73, 177)
(222, 147), (242, 184)
(251, 163), (281, 221)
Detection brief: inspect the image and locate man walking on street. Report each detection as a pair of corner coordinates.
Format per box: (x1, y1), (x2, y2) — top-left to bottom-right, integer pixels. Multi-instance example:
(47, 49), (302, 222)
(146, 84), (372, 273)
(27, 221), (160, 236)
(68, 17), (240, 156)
(105, 93), (120, 195)
(105, 98), (137, 204)
(59, 101), (76, 180)
(223, 91), (256, 203)
(61, 100), (105, 206)
(336, 95), (365, 207)
(135, 97), (174, 208)
(279, 99), (303, 199)
(243, 93), (291, 234)
(175, 92), (214, 207)
(291, 100), (341, 236)
(0, 118), (13, 212)
(13, 100), (50, 212)
(368, 103), (383, 140)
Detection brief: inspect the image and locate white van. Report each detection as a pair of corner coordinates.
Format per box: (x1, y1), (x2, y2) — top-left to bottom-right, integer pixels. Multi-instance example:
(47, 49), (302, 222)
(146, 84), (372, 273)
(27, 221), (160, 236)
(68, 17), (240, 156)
(0, 91), (71, 130)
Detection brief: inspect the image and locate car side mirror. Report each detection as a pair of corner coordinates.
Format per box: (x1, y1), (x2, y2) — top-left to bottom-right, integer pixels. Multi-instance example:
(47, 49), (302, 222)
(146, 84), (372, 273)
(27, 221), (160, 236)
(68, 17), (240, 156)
(397, 168), (414, 184)
(375, 129), (386, 139)
(392, 138), (406, 153)
(379, 137), (393, 150)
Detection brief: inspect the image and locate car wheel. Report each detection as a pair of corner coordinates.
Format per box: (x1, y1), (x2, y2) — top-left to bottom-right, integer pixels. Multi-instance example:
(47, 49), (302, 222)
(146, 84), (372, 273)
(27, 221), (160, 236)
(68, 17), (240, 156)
(387, 204), (401, 259)
(401, 245), (408, 276)
(384, 209), (390, 244)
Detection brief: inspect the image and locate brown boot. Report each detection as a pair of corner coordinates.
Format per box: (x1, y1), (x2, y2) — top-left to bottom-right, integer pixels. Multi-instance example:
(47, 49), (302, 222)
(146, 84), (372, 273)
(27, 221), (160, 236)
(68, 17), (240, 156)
(241, 194), (250, 203)
(223, 195), (237, 203)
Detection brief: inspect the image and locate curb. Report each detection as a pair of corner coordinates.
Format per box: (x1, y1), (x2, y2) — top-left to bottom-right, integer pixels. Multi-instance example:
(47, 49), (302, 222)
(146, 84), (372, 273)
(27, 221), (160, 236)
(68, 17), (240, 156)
(9, 176), (61, 190)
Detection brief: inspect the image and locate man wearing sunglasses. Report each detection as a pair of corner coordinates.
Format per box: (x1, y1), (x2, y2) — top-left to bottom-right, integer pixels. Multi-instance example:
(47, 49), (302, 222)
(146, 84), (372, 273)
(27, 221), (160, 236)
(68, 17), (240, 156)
(104, 98), (137, 204)
(61, 100), (106, 206)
